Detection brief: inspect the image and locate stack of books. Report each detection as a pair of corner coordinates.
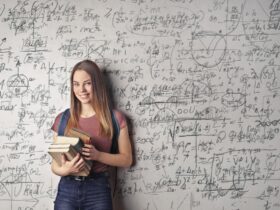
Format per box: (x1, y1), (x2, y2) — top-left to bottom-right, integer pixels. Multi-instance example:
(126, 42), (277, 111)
(48, 128), (92, 176)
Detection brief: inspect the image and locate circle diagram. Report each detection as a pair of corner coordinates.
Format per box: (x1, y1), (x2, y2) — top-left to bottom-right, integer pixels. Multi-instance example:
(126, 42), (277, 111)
(7, 74), (29, 96)
(191, 31), (227, 68)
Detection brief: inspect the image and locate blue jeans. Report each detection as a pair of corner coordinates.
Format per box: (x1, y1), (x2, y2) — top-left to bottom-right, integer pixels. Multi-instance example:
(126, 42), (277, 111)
(54, 173), (112, 210)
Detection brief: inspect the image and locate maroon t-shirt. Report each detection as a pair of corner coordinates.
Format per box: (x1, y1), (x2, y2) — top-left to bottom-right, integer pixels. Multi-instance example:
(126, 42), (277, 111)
(51, 110), (126, 173)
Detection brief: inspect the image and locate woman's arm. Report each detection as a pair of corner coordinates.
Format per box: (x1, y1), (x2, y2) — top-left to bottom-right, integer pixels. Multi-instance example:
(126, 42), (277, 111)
(51, 133), (86, 176)
(82, 125), (133, 168)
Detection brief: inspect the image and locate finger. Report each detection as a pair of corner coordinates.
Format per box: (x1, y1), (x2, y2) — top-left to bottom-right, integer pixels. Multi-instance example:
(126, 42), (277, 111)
(75, 158), (85, 169)
(76, 156), (85, 165)
(84, 156), (91, 160)
(81, 149), (90, 157)
(83, 144), (93, 149)
(82, 147), (90, 152)
(76, 165), (85, 173)
(82, 147), (92, 156)
(71, 153), (81, 164)
(77, 161), (86, 170)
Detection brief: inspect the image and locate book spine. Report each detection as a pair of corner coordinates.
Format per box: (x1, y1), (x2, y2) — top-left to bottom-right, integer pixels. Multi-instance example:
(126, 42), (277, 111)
(73, 140), (93, 168)
(72, 140), (84, 153)
(48, 152), (62, 166)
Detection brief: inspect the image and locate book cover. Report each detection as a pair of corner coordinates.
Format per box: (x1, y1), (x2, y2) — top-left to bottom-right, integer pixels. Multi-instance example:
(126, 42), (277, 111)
(66, 128), (91, 144)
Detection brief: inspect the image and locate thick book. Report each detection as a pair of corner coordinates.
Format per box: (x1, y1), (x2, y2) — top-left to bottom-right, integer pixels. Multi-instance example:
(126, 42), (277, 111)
(48, 136), (92, 176)
(54, 136), (85, 151)
(66, 128), (91, 144)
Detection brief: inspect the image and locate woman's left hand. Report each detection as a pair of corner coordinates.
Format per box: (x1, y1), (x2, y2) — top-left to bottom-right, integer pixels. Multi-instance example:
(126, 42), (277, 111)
(82, 144), (100, 161)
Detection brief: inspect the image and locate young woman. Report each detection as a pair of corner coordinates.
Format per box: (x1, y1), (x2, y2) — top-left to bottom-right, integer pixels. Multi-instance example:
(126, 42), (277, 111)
(51, 59), (132, 210)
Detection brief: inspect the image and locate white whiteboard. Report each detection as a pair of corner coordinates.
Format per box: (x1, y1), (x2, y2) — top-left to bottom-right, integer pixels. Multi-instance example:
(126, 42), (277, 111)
(0, 0), (280, 209)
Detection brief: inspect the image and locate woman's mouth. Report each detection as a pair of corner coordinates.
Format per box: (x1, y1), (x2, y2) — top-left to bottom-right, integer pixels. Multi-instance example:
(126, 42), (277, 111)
(79, 94), (89, 99)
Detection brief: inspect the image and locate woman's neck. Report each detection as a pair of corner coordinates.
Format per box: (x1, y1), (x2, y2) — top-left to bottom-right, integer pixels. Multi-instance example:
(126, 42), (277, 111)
(80, 104), (96, 117)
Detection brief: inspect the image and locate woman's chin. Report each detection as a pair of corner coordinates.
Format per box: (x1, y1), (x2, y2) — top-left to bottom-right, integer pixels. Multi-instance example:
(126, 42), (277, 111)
(79, 99), (91, 104)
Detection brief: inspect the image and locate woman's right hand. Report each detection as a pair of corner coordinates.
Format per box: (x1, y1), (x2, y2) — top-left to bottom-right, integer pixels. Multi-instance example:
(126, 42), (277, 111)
(60, 153), (85, 176)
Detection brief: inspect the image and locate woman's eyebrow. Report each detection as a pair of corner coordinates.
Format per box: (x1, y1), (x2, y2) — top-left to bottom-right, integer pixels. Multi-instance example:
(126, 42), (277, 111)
(73, 79), (91, 83)
(83, 80), (91, 83)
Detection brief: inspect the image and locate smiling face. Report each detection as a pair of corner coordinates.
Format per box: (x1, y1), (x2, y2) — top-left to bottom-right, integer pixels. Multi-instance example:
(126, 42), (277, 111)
(72, 70), (93, 105)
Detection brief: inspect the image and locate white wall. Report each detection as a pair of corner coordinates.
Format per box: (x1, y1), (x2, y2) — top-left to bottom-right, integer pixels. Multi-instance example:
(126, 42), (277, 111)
(0, 0), (280, 209)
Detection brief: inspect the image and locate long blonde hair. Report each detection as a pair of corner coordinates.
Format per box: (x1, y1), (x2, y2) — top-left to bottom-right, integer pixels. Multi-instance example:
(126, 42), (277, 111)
(65, 59), (113, 138)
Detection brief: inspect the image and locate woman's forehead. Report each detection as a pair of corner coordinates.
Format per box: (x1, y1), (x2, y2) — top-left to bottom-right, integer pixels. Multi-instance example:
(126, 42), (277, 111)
(73, 70), (91, 81)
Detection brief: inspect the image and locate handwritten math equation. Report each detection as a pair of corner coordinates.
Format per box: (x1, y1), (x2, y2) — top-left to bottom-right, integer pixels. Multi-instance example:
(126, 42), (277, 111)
(0, 0), (279, 209)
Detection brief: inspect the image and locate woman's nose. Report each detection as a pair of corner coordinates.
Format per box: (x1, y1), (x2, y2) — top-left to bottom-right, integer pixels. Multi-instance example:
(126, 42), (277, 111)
(80, 84), (86, 91)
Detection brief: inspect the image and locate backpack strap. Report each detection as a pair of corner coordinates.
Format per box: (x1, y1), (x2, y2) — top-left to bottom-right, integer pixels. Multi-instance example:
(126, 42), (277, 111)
(57, 108), (70, 136)
(110, 110), (121, 197)
(110, 110), (120, 154)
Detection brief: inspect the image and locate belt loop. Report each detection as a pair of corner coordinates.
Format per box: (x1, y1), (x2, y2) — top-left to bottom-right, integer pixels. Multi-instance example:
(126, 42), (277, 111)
(74, 176), (87, 181)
